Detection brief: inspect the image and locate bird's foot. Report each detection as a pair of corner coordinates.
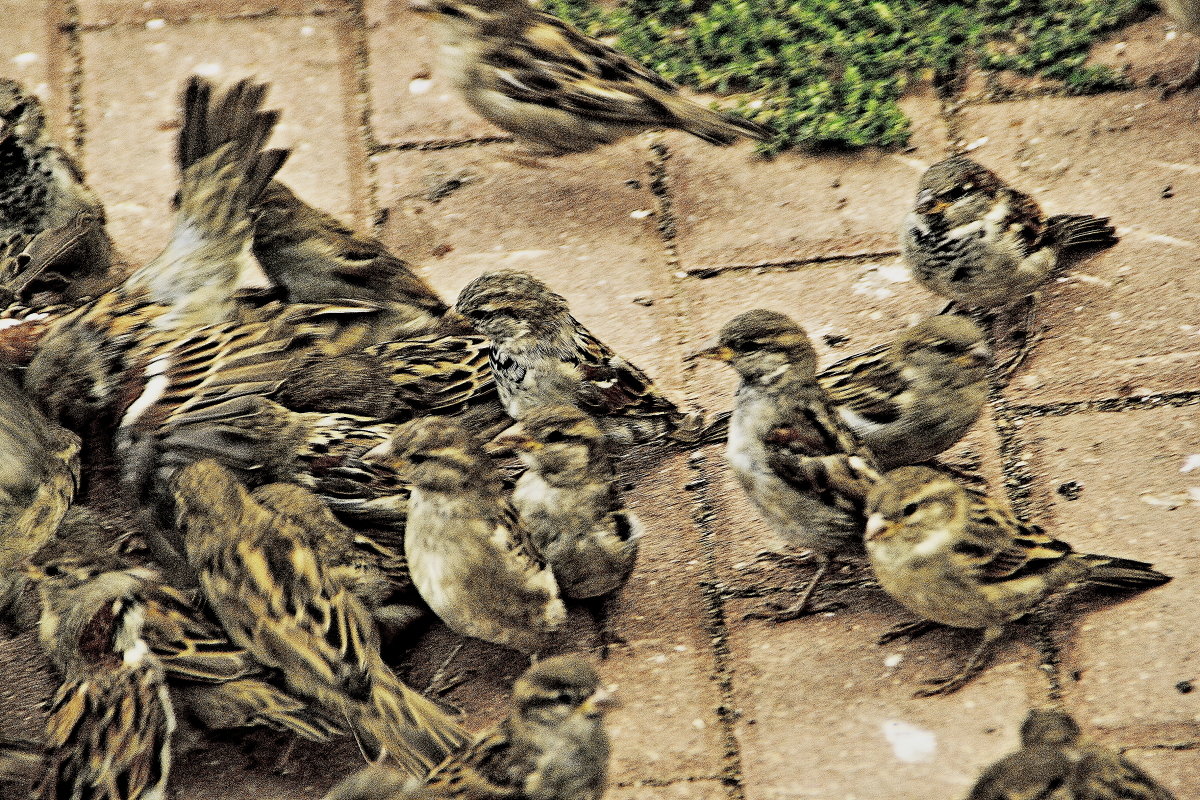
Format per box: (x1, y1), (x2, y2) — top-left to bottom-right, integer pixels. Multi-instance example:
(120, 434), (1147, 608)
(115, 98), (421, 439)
(878, 619), (941, 645)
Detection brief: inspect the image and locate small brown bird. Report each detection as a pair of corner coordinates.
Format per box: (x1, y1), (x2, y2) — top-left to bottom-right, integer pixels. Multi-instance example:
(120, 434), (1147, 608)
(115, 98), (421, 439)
(364, 417), (566, 654)
(866, 466), (1171, 696)
(693, 309), (881, 620)
(455, 270), (708, 448)
(0, 78), (114, 302)
(25, 76), (289, 426)
(968, 708), (1177, 799)
(411, 0), (770, 155)
(172, 459), (469, 772)
(817, 314), (991, 469)
(26, 549), (175, 800)
(324, 655), (617, 800)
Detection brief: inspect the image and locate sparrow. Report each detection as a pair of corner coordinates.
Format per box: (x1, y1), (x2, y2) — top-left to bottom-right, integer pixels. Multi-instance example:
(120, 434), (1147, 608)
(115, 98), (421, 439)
(454, 270), (708, 448)
(0, 365), (80, 616)
(363, 417), (566, 654)
(176, 78), (454, 342)
(29, 507), (347, 743)
(0, 78), (114, 302)
(692, 309), (881, 620)
(968, 708), (1177, 799)
(410, 0), (771, 155)
(1161, 0), (1200, 96)
(901, 155), (1117, 310)
(817, 314), (991, 470)
(865, 466), (1172, 696)
(324, 654), (617, 800)
(172, 459), (470, 773)
(25, 547), (175, 800)
(24, 75), (289, 426)
(490, 404), (642, 601)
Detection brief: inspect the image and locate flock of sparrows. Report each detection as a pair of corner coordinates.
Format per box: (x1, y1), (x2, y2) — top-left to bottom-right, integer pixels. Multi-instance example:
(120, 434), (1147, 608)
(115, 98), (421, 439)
(0, 0), (1188, 797)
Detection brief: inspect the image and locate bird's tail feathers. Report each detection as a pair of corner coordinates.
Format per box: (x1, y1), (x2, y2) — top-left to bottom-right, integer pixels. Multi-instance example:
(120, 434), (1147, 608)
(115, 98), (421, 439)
(356, 672), (470, 776)
(1046, 214), (1118, 251)
(1080, 553), (1172, 591)
(668, 97), (772, 146)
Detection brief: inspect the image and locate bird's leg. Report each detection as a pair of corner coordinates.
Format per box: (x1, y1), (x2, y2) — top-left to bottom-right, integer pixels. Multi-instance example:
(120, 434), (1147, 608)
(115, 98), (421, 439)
(584, 594), (627, 659)
(743, 557), (842, 621)
(878, 618), (941, 645)
(989, 295), (1041, 381)
(271, 736), (299, 776)
(423, 643), (471, 715)
(914, 626), (1002, 697)
(749, 546), (812, 571)
(1161, 52), (1200, 97)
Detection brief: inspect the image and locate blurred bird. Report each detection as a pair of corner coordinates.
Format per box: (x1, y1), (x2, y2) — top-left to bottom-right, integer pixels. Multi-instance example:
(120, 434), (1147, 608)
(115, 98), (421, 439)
(0, 366), (80, 617)
(1162, 0), (1200, 96)
(968, 708), (1176, 799)
(0, 78), (114, 302)
(693, 309), (881, 620)
(324, 655), (616, 800)
(173, 459), (469, 772)
(25, 76), (288, 426)
(411, 0), (770, 155)
(175, 78), (455, 341)
(455, 270), (709, 448)
(902, 156), (1117, 310)
(818, 314), (991, 469)
(364, 417), (566, 654)
(865, 466), (1171, 696)
(26, 548), (175, 800)
(30, 508), (347, 743)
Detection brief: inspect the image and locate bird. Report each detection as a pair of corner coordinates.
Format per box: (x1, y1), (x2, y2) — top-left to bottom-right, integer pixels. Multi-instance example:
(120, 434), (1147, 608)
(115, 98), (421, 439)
(324, 654), (617, 800)
(454, 270), (709, 449)
(23, 75), (289, 427)
(817, 314), (991, 470)
(692, 309), (881, 620)
(902, 155), (1118, 310)
(0, 365), (80, 618)
(0, 78), (115, 303)
(176, 77), (455, 343)
(1161, 0), (1200, 97)
(968, 708), (1177, 799)
(25, 544), (175, 800)
(172, 459), (470, 773)
(409, 0), (770, 155)
(27, 506), (348, 743)
(865, 466), (1171, 696)
(490, 404), (641, 600)
(362, 416), (566, 654)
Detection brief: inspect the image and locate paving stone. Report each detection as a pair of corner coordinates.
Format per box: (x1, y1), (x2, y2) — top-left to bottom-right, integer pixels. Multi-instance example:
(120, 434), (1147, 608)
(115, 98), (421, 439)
(77, 0), (349, 27)
(608, 781), (729, 800)
(1119, 747), (1200, 799)
(374, 142), (688, 389)
(666, 88), (950, 272)
(955, 91), (1200, 405)
(1019, 407), (1200, 729)
(725, 596), (1040, 800)
(365, 0), (505, 145)
(0, 0), (70, 134)
(79, 15), (364, 264)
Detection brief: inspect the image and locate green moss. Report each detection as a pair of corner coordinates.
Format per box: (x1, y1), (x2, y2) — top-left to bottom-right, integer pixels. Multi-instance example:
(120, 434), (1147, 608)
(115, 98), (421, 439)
(543, 0), (1150, 152)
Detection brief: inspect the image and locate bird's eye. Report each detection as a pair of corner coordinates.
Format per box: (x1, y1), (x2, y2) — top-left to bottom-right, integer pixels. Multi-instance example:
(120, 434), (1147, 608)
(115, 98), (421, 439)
(42, 563), (62, 577)
(932, 341), (959, 355)
(438, 3), (466, 17)
(901, 502), (919, 517)
(555, 691), (576, 704)
(544, 431), (567, 444)
(940, 186), (967, 202)
(407, 453), (430, 464)
(953, 541), (988, 557)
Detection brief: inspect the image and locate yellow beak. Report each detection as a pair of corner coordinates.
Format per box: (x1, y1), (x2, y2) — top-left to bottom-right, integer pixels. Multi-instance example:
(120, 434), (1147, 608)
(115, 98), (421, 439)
(864, 513), (890, 542)
(579, 685), (620, 717)
(687, 344), (734, 363)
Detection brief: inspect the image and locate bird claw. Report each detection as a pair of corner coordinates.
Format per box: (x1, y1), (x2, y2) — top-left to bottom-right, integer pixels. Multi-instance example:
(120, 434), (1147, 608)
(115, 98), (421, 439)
(749, 548), (812, 570)
(742, 598), (843, 622)
(878, 619), (940, 645)
(913, 672), (975, 697)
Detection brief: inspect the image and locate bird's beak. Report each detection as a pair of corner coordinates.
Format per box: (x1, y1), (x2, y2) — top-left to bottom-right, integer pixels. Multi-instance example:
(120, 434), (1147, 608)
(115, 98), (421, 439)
(687, 344), (734, 363)
(579, 685), (620, 717)
(408, 0), (436, 13)
(914, 190), (948, 215)
(864, 513), (891, 542)
(486, 423), (539, 454)
(961, 342), (993, 368)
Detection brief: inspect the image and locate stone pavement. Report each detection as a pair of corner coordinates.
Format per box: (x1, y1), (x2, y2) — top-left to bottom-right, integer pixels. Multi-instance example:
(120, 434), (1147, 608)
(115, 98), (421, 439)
(4, 2), (1200, 798)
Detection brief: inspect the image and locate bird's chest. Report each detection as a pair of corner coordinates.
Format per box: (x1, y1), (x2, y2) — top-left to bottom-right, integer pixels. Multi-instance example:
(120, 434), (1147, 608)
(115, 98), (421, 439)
(490, 348), (580, 418)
